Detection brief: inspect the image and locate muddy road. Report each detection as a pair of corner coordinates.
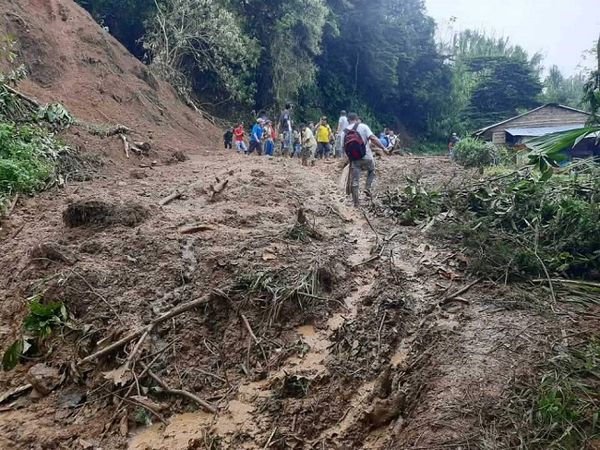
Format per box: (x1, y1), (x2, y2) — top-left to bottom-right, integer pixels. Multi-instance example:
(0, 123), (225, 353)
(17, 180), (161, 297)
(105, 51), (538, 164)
(0, 151), (576, 449)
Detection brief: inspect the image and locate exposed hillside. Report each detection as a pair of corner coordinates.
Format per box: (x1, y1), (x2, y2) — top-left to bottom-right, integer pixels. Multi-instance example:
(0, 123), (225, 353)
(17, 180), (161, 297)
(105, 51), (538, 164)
(0, 0), (220, 160)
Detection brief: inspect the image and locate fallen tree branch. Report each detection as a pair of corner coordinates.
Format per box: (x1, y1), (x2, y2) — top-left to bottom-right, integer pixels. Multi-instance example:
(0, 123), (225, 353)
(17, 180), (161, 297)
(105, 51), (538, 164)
(141, 363), (217, 414)
(103, 124), (131, 137)
(241, 313), (260, 345)
(2, 84), (40, 108)
(439, 278), (483, 306)
(79, 294), (213, 365)
(208, 178), (229, 201)
(159, 190), (182, 206)
(119, 134), (130, 159)
(2, 193), (20, 219)
(178, 224), (214, 234)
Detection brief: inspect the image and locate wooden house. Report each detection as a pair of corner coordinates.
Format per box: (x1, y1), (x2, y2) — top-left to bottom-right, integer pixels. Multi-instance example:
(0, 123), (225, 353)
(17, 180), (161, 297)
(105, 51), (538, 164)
(474, 104), (599, 159)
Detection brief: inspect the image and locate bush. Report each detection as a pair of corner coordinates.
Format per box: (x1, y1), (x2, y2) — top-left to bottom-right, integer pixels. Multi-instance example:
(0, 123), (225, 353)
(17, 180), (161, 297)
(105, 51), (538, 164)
(453, 137), (498, 167)
(0, 123), (54, 196)
(443, 166), (600, 278)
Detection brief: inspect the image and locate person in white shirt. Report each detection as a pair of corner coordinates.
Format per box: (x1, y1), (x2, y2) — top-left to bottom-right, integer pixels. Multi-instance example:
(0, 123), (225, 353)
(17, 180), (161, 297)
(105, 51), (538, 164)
(343, 112), (386, 206)
(335, 110), (349, 158)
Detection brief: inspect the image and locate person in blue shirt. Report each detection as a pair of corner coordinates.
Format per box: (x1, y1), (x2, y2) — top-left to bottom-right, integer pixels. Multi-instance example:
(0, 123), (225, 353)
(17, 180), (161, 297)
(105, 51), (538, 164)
(248, 118), (265, 155)
(379, 132), (389, 149)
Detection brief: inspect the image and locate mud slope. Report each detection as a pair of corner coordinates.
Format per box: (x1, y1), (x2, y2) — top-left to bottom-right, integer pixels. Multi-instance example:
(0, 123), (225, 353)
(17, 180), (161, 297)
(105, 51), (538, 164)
(0, 0), (220, 155)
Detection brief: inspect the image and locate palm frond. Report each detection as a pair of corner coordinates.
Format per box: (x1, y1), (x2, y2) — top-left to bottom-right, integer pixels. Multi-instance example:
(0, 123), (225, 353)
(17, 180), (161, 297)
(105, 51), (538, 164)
(525, 126), (600, 157)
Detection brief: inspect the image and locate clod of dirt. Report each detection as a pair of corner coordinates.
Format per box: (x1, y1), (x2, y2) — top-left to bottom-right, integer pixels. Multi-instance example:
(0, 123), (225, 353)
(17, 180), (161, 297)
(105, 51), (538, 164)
(26, 363), (62, 395)
(364, 391), (406, 429)
(63, 200), (149, 228)
(250, 169), (266, 178)
(172, 150), (188, 162)
(129, 169), (148, 179)
(30, 242), (77, 264)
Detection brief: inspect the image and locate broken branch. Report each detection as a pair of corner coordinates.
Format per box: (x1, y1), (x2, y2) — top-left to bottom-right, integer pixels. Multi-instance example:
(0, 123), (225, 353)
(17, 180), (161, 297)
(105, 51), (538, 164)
(141, 363), (217, 414)
(79, 294), (213, 365)
(159, 190), (182, 206)
(439, 278), (483, 306)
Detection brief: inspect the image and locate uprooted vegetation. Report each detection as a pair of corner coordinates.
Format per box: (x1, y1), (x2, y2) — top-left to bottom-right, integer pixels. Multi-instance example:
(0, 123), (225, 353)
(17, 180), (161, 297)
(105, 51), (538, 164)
(489, 337), (600, 449)
(377, 162), (600, 280)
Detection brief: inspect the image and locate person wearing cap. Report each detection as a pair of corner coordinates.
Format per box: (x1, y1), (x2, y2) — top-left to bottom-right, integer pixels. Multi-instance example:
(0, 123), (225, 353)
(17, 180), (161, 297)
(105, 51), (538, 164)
(315, 116), (334, 159)
(248, 118), (265, 155)
(335, 110), (349, 158)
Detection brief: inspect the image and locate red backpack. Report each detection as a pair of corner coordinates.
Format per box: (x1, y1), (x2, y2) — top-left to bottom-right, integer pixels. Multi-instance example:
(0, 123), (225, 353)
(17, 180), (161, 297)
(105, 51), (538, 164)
(344, 123), (366, 161)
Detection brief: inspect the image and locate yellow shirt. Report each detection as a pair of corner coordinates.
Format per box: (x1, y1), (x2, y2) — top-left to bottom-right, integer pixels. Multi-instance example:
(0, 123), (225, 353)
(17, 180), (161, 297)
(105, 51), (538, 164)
(316, 124), (332, 143)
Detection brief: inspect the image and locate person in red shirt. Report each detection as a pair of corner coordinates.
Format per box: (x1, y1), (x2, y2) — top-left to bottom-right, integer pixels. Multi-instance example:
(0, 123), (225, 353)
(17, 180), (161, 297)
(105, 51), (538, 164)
(234, 123), (247, 154)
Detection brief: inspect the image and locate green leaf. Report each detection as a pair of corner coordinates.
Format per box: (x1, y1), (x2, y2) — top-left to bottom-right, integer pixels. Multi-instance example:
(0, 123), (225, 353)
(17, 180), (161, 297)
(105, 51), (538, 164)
(2, 339), (23, 371)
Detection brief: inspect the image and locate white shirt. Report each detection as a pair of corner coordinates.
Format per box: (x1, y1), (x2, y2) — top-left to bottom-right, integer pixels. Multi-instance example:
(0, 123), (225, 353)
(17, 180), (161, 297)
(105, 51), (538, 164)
(338, 115), (349, 133)
(344, 122), (374, 160)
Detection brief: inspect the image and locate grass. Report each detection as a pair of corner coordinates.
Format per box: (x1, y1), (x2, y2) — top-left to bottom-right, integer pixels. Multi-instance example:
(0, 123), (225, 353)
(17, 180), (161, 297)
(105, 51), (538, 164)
(496, 338), (600, 449)
(232, 267), (325, 326)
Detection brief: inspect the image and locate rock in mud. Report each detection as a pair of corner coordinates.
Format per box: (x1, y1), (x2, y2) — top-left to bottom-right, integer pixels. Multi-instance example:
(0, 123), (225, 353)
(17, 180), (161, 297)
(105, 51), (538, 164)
(26, 363), (62, 395)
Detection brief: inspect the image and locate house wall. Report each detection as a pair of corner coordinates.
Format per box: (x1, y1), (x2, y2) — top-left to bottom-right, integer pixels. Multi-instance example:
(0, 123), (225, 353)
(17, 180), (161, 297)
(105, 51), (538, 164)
(481, 105), (589, 141)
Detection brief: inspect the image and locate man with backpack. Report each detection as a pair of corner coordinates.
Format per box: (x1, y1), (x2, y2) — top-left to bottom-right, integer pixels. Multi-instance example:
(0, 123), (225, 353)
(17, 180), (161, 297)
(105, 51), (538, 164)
(343, 112), (386, 207)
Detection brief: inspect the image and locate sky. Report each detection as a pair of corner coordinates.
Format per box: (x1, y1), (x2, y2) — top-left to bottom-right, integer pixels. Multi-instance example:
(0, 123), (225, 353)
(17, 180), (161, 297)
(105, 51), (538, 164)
(424, 0), (600, 76)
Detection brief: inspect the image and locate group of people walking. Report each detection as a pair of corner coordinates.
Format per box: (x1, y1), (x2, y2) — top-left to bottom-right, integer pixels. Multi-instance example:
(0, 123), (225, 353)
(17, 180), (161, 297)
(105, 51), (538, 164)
(223, 106), (387, 207)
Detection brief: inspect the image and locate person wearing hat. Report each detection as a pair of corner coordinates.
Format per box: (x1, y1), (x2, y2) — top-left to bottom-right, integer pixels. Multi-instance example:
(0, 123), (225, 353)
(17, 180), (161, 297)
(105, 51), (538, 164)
(248, 118), (265, 155)
(315, 116), (334, 159)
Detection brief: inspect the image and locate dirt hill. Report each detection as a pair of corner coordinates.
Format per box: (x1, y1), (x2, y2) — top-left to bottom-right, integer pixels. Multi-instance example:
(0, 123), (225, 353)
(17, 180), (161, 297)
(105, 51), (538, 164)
(0, 0), (220, 160)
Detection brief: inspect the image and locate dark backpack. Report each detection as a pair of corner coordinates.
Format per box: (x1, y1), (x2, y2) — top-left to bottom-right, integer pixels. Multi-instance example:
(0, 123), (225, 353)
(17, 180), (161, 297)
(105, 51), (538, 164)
(344, 123), (366, 161)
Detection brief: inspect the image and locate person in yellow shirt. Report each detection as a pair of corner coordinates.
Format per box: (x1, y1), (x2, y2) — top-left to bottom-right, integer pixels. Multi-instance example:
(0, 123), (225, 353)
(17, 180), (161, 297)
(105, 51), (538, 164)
(315, 116), (334, 159)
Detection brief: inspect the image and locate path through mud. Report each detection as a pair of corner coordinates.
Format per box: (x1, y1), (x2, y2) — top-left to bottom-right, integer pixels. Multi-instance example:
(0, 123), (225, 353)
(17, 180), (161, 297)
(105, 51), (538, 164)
(0, 153), (577, 450)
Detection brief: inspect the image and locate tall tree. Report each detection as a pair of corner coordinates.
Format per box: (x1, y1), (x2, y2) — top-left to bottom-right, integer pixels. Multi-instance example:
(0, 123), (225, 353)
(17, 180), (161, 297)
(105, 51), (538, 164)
(542, 65), (586, 108)
(143, 0), (259, 105)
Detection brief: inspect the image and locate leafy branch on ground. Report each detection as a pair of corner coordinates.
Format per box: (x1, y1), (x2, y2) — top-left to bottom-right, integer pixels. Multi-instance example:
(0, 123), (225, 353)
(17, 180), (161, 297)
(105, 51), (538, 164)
(377, 160), (600, 280)
(494, 337), (600, 449)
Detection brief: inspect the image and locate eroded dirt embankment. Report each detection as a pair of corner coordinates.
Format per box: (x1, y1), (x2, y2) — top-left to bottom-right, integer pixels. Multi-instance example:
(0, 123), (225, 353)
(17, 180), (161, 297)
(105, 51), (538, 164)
(1, 151), (591, 450)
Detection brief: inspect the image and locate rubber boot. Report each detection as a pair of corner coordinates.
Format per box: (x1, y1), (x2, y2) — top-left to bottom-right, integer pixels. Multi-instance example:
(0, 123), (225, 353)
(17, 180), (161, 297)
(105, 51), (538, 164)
(352, 185), (360, 207)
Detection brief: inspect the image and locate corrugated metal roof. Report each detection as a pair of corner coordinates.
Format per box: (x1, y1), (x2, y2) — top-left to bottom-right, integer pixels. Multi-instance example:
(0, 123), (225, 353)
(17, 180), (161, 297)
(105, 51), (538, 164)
(505, 124), (586, 137)
(474, 104), (591, 136)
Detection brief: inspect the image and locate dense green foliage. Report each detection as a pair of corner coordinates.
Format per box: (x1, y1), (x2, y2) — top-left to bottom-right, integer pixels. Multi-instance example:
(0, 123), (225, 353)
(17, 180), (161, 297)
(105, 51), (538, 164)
(75, 0), (452, 134)
(73, 2), (589, 138)
(541, 65), (586, 108)
(439, 30), (544, 134)
(0, 123), (54, 195)
(453, 137), (498, 168)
